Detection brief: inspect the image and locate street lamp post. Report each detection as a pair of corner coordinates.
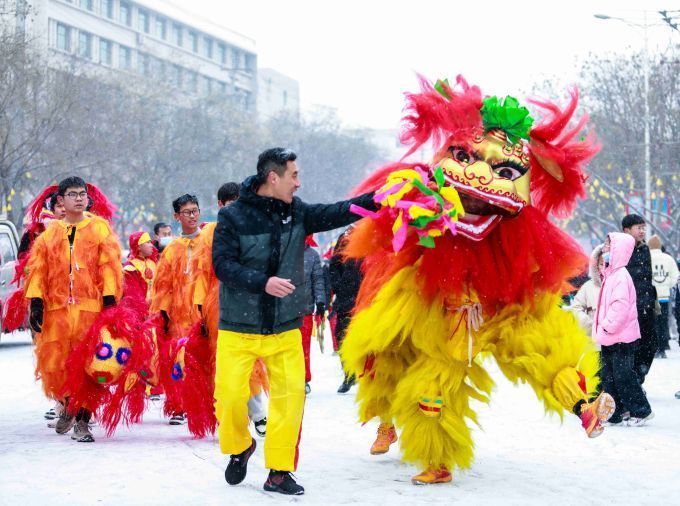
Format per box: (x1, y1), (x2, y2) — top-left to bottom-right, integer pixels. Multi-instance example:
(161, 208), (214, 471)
(595, 12), (652, 224)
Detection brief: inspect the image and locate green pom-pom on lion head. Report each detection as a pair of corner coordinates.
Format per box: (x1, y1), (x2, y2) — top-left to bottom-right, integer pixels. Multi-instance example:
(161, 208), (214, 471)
(480, 96), (534, 145)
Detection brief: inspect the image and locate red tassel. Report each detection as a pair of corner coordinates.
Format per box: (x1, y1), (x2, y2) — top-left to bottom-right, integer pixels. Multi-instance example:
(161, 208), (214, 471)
(3, 289), (28, 332)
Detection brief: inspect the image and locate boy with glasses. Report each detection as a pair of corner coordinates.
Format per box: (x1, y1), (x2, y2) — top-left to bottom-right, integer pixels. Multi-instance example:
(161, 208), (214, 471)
(25, 176), (122, 442)
(151, 194), (204, 425)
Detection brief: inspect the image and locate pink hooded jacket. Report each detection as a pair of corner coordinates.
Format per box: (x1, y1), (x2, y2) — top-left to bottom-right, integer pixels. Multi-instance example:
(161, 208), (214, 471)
(592, 232), (640, 346)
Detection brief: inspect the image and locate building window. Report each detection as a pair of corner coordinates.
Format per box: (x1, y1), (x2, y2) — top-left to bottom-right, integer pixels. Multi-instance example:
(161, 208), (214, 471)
(149, 57), (164, 80)
(99, 38), (112, 65)
(187, 31), (197, 52)
(200, 75), (211, 95)
(119, 45), (131, 69)
(170, 65), (181, 88)
(245, 54), (256, 71)
(138, 9), (149, 33)
(185, 70), (197, 92)
(218, 81), (227, 95)
(78, 31), (92, 59)
(155, 17), (166, 39)
(137, 53), (149, 76)
(100, 0), (113, 19)
(217, 43), (226, 65)
(56, 23), (71, 52)
(119, 2), (131, 26)
(79, 0), (93, 10)
(232, 49), (242, 70)
(202, 37), (212, 59)
(172, 23), (182, 46)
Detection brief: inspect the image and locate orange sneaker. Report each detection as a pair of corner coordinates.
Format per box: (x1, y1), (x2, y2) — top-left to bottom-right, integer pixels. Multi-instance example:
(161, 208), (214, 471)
(370, 423), (398, 455)
(580, 392), (615, 438)
(411, 466), (452, 485)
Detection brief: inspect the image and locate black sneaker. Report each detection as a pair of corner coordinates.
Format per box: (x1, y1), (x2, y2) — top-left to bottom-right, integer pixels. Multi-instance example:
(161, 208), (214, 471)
(263, 470), (304, 495)
(225, 438), (256, 485)
(337, 374), (355, 394)
(254, 417), (267, 437)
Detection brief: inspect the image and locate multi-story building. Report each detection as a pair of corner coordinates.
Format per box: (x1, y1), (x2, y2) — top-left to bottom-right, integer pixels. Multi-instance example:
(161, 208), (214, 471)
(14, 0), (258, 110)
(257, 67), (300, 120)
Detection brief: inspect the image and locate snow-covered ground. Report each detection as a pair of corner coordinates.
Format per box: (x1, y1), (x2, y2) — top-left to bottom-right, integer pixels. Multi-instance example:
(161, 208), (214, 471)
(1, 330), (679, 505)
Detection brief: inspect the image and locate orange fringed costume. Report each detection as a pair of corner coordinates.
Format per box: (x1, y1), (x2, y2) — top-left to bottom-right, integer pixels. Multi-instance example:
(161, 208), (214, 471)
(150, 231), (205, 417)
(151, 232), (203, 337)
(25, 213), (123, 400)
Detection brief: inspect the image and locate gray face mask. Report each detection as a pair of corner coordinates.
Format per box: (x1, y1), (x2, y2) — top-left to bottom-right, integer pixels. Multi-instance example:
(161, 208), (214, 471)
(159, 236), (173, 248)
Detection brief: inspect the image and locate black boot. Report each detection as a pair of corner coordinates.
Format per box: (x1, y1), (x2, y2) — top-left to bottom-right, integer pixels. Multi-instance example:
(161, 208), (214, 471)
(337, 374), (355, 394)
(263, 470), (305, 495)
(224, 438), (256, 485)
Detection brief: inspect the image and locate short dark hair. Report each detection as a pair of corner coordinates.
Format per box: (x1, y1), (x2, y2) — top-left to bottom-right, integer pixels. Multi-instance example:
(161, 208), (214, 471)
(622, 214), (645, 230)
(172, 194), (199, 213)
(153, 222), (170, 235)
(57, 176), (86, 196)
(48, 192), (59, 210)
(217, 182), (239, 204)
(256, 147), (297, 183)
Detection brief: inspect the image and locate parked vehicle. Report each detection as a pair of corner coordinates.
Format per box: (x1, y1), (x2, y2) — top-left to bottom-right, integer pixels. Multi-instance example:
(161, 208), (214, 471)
(0, 220), (21, 336)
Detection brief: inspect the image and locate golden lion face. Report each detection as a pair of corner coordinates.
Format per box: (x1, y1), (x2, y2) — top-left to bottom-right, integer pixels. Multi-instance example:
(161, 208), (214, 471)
(433, 129), (531, 240)
(85, 328), (132, 385)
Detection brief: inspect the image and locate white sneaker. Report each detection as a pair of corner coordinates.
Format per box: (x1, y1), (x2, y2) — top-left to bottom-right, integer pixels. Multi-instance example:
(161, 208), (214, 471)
(169, 413), (187, 425)
(625, 412), (654, 427)
(71, 420), (95, 442)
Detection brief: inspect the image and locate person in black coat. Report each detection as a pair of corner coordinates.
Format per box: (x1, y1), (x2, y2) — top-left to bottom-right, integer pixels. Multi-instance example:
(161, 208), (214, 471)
(621, 214), (658, 384)
(329, 225), (363, 393)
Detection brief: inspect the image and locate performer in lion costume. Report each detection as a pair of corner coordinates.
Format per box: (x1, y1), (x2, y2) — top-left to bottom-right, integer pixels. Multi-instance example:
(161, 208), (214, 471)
(341, 75), (613, 485)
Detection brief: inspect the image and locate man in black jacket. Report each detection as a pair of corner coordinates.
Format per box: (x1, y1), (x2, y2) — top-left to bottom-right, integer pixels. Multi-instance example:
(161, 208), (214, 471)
(622, 214), (658, 384)
(212, 147), (375, 496)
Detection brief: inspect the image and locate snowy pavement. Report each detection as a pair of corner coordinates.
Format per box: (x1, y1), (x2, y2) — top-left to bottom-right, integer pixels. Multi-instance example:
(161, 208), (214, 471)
(1, 330), (679, 505)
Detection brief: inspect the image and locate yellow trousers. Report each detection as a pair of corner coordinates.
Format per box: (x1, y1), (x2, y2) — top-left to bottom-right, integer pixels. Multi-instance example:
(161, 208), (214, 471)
(215, 329), (305, 471)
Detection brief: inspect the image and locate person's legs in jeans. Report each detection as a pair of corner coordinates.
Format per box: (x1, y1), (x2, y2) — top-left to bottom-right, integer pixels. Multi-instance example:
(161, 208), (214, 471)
(611, 342), (652, 418)
(658, 301), (670, 351)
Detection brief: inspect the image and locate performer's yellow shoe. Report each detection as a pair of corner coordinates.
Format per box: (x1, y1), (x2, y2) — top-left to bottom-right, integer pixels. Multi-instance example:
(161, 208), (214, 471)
(370, 423), (397, 455)
(580, 392), (616, 438)
(411, 466), (452, 485)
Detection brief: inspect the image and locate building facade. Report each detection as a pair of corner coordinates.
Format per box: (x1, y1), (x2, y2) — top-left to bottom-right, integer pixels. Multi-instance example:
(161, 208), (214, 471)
(16, 0), (258, 110)
(257, 67), (300, 120)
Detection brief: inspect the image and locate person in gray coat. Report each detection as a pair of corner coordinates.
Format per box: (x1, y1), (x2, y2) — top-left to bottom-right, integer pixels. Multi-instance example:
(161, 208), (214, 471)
(301, 236), (326, 393)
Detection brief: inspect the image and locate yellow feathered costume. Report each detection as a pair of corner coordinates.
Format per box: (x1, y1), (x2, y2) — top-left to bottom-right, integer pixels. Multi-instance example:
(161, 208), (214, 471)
(340, 76), (611, 484)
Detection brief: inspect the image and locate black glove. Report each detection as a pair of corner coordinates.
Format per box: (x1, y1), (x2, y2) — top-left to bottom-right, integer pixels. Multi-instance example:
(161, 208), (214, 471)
(29, 298), (44, 333)
(160, 310), (170, 334)
(103, 295), (116, 308)
(315, 302), (326, 315)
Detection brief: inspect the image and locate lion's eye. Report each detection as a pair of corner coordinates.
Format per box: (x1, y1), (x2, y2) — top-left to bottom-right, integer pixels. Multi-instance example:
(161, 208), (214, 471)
(448, 146), (473, 165)
(493, 164), (526, 181)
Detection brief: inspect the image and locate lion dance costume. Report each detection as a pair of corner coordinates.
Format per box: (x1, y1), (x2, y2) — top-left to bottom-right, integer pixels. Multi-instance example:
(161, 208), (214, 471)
(341, 75), (614, 485)
(60, 231), (161, 436)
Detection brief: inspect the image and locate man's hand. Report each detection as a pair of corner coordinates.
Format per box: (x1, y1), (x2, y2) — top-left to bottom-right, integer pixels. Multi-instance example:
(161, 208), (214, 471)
(265, 277), (296, 298)
(29, 298), (44, 333)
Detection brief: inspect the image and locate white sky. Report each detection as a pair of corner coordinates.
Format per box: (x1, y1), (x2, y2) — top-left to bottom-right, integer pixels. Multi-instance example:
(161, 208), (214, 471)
(175, 0), (677, 129)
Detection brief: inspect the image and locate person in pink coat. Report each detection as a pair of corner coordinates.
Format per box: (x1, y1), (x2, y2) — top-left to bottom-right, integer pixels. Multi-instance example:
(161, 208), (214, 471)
(594, 232), (653, 426)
